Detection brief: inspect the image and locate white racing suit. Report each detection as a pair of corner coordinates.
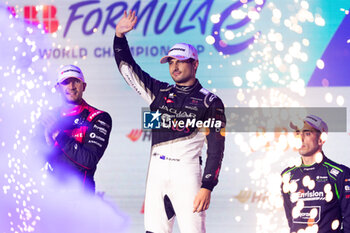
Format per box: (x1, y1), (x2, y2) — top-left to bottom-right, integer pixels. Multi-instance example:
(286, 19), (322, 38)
(114, 35), (225, 233)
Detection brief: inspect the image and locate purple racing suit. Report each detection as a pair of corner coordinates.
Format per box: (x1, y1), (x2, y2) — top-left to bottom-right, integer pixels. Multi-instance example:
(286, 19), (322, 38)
(281, 153), (350, 233)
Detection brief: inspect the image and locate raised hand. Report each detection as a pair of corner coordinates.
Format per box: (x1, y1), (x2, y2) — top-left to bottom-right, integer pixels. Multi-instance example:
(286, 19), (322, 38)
(115, 10), (137, 38)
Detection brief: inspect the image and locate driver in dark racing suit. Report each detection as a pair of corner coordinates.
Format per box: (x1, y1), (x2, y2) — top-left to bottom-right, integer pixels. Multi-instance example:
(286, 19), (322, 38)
(40, 65), (112, 193)
(281, 115), (350, 233)
(114, 11), (225, 233)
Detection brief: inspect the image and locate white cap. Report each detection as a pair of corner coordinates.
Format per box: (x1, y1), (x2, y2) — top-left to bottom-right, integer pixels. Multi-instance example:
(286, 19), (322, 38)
(57, 65), (85, 84)
(304, 115), (328, 133)
(160, 43), (198, 64)
(290, 114), (328, 133)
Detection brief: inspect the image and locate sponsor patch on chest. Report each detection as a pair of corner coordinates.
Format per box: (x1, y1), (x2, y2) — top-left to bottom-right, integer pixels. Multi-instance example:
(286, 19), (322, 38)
(345, 185), (350, 193)
(316, 176), (328, 182)
(330, 168), (340, 177)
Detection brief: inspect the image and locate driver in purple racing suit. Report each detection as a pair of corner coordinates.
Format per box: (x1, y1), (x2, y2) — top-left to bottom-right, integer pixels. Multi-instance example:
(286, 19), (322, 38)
(114, 11), (225, 233)
(281, 115), (350, 233)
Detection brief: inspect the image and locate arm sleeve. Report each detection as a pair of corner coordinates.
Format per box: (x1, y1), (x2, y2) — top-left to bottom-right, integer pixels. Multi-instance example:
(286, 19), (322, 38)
(113, 35), (168, 104)
(339, 166), (350, 232)
(201, 98), (225, 191)
(281, 178), (293, 229)
(55, 112), (112, 170)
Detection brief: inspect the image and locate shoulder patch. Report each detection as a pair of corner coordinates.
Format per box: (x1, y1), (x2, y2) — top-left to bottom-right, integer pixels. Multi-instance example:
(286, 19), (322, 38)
(330, 168), (340, 177)
(282, 166), (297, 176)
(199, 88), (209, 95)
(204, 93), (218, 108)
(88, 110), (104, 122)
(208, 93), (217, 103)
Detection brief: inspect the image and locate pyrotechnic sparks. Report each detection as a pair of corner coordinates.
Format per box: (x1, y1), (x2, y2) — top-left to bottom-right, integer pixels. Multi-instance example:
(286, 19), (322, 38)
(207, 0), (348, 231)
(4, 0), (347, 232)
(206, 0), (332, 99)
(0, 5), (54, 232)
(0, 5), (128, 233)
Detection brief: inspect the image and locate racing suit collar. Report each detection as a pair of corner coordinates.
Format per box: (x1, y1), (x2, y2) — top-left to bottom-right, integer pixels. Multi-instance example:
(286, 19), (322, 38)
(175, 79), (199, 93)
(61, 99), (88, 116)
(300, 151), (326, 172)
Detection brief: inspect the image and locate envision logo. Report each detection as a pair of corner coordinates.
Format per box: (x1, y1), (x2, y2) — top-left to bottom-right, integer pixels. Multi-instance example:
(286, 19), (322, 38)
(299, 190), (324, 199)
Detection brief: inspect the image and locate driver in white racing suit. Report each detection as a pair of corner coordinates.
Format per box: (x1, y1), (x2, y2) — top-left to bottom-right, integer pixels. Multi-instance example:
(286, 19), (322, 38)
(113, 11), (225, 233)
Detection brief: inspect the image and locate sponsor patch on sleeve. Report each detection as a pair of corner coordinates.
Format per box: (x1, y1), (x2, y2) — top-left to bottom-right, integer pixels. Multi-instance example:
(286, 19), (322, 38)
(97, 119), (111, 128)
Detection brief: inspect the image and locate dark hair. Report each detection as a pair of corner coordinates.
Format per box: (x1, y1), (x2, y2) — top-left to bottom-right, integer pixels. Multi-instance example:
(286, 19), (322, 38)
(167, 57), (196, 63)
